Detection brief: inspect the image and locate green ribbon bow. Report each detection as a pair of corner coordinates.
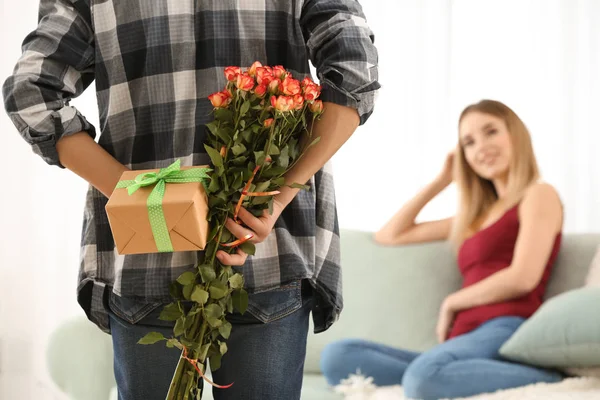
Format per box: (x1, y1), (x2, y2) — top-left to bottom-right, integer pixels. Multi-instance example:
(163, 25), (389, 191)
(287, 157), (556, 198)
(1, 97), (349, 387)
(116, 160), (212, 252)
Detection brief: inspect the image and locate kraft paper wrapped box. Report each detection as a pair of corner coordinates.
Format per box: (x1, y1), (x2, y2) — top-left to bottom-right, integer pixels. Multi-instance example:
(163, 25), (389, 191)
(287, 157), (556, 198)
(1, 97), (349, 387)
(105, 161), (211, 255)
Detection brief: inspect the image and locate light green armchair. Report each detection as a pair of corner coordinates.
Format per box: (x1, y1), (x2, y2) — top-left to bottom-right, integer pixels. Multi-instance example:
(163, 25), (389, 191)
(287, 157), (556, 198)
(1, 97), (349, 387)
(46, 315), (117, 400)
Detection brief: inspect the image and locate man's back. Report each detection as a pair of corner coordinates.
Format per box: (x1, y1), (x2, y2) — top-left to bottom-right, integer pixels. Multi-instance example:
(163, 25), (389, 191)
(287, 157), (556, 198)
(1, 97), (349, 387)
(92, 1), (312, 167)
(4, 0), (378, 336)
(3, 0), (379, 397)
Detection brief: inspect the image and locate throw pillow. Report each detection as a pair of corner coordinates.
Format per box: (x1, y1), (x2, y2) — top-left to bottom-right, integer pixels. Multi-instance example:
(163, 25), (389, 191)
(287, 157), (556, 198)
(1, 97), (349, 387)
(499, 287), (600, 368)
(584, 245), (600, 287)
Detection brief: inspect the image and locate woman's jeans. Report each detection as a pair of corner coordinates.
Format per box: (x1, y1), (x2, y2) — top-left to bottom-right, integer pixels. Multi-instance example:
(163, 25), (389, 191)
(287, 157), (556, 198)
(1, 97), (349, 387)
(108, 279), (312, 400)
(320, 316), (564, 400)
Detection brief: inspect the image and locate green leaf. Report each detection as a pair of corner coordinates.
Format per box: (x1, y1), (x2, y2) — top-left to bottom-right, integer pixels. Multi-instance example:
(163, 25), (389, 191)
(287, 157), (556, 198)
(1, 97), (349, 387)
(288, 182), (310, 191)
(239, 241), (255, 256)
(188, 306), (202, 316)
(228, 273), (244, 289)
(249, 207), (265, 217)
(137, 332), (165, 345)
(232, 288), (249, 314)
(261, 166), (286, 178)
(231, 143), (247, 156)
(218, 297), (228, 312)
(242, 129), (253, 143)
(215, 127), (233, 144)
(266, 198), (274, 215)
(158, 303), (183, 321)
(222, 265), (233, 276)
(204, 241), (217, 262)
(254, 151), (265, 165)
(268, 144), (280, 155)
(253, 180), (271, 193)
(184, 315), (195, 330)
(176, 271), (196, 285)
(226, 296), (234, 313)
(167, 338), (185, 350)
(243, 166), (255, 180)
(278, 145), (290, 168)
(272, 177), (285, 186)
(199, 343), (211, 361)
(191, 286), (209, 304)
(204, 144), (223, 168)
(174, 317), (185, 337)
(214, 108), (234, 123)
(223, 273), (233, 285)
(232, 172), (243, 189)
(181, 338), (196, 351)
(218, 321), (232, 339)
(210, 353), (222, 371)
(199, 265), (217, 283)
(169, 281), (182, 299)
(204, 303), (223, 319)
(205, 121), (219, 137)
(288, 138), (299, 159)
(206, 316), (222, 328)
(208, 175), (221, 194)
(217, 191), (228, 201)
(182, 283), (194, 300)
(220, 229), (233, 243)
(308, 136), (321, 148)
(208, 195), (225, 208)
(240, 100), (251, 116)
(221, 173), (229, 192)
(219, 341), (228, 355)
(240, 119), (246, 129)
(209, 281), (228, 299)
(207, 224), (219, 242)
(231, 155), (247, 166)
(251, 195), (270, 205)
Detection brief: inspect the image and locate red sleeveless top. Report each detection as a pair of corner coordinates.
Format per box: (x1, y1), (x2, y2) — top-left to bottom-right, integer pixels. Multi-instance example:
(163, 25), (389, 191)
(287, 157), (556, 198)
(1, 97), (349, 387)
(448, 203), (562, 339)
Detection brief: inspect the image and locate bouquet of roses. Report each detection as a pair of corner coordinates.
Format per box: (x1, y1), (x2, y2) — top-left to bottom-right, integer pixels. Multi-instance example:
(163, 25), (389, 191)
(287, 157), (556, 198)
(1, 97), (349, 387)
(137, 62), (323, 399)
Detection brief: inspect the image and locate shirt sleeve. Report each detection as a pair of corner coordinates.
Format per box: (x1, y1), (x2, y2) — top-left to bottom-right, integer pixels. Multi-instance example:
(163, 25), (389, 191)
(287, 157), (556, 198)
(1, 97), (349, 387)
(300, 0), (380, 125)
(2, 0), (96, 167)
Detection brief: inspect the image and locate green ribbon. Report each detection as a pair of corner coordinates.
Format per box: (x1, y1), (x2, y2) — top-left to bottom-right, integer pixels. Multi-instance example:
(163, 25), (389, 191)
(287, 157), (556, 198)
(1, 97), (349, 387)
(116, 160), (211, 252)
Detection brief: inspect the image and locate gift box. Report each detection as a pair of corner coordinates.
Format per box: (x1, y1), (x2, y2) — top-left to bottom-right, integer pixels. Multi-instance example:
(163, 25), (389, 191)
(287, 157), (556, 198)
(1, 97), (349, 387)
(105, 160), (211, 255)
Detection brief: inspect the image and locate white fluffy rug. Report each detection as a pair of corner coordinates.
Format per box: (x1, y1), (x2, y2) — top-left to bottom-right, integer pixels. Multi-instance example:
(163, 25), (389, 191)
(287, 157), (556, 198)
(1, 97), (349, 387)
(334, 372), (600, 400)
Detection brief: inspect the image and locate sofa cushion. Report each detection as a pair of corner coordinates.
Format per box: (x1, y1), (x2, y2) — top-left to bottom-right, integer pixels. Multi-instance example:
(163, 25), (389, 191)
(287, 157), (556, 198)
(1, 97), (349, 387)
(499, 287), (600, 368)
(584, 245), (600, 287)
(544, 235), (600, 299)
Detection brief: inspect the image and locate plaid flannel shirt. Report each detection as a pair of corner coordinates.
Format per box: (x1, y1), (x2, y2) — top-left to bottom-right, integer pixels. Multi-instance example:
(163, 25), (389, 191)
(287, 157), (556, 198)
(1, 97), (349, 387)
(3, 0), (379, 333)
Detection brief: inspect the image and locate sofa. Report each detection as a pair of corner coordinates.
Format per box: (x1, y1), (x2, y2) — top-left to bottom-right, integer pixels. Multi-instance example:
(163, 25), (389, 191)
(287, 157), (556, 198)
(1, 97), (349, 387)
(46, 229), (600, 399)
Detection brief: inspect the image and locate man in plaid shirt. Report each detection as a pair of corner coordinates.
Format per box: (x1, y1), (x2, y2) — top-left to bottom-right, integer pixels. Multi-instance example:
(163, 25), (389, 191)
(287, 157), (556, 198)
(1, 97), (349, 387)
(3, 0), (379, 398)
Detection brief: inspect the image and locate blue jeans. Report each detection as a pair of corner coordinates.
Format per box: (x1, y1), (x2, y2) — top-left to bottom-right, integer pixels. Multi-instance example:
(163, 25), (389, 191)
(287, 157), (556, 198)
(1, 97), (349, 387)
(320, 316), (564, 400)
(108, 279), (312, 400)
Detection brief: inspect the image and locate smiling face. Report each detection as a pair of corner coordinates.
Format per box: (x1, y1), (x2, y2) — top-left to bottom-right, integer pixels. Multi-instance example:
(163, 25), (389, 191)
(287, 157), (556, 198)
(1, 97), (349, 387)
(450, 100), (541, 249)
(458, 111), (513, 181)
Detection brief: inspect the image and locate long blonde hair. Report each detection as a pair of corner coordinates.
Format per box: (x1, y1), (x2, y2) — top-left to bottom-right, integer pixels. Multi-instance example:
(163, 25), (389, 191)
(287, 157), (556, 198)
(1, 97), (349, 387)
(449, 100), (540, 249)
